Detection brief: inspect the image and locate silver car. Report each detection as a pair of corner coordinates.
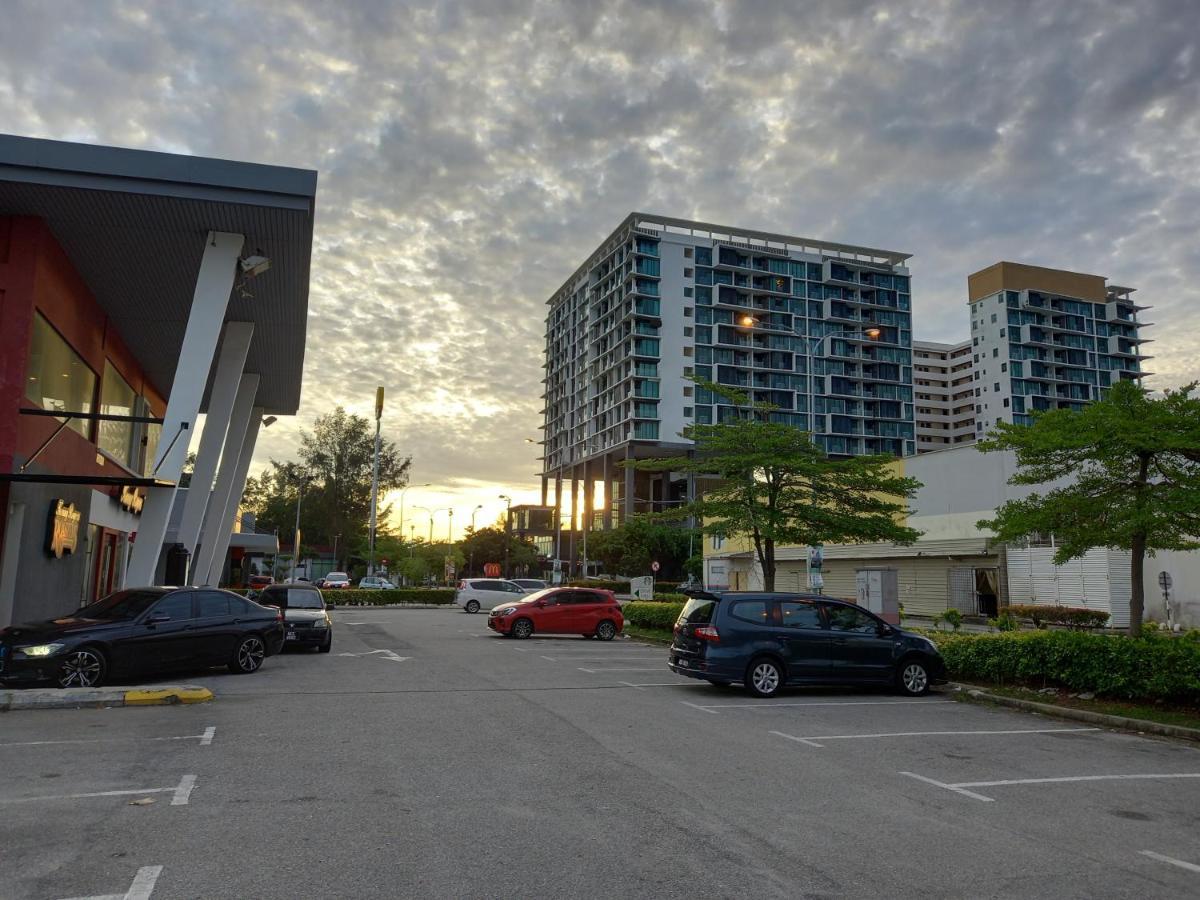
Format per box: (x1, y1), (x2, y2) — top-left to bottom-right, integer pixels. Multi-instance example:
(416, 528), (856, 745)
(256, 584), (333, 652)
(454, 578), (529, 613)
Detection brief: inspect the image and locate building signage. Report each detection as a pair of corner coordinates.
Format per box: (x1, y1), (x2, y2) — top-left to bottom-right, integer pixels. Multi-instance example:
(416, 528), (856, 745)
(113, 484), (144, 515)
(47, 499), (82, 559)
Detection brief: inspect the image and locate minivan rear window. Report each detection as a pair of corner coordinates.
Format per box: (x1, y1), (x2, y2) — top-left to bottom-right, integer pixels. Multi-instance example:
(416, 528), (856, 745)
(677, 597), (717, 625)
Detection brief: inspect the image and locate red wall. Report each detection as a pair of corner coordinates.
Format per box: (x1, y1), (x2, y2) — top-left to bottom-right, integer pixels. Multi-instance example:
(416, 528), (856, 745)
(0, 216), (167, 480)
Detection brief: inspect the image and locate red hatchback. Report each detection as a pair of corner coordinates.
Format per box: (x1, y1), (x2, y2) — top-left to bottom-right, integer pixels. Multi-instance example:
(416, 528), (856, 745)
(487, 588), (624, 641)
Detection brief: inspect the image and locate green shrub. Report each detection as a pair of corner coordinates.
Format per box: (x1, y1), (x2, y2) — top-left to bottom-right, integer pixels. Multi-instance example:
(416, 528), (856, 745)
(321, 588), (454, 606)
(939, 630), (1200, 702)
(623, 601), (684, 631)
(566, 579), (628, 592)
(940, 609), (963, 632)
(1006, 603), (1110, 630)
(988, 613), (1018, 632)
(653, 592), (689, 603)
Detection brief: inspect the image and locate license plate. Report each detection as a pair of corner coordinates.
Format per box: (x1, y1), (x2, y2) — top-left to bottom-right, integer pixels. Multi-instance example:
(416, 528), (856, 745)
(286, 632), (297, 641)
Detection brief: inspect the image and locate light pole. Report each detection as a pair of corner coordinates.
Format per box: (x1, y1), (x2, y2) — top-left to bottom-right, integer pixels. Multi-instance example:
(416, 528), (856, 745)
(447, 508), (454, 544)
(368, 386), (384, 577)
(468, 504), (483, 577)
(413, 506), (432, 543)
(399, 482), (431, 538)
(499, 494), (512, 578)
(332, 533), (341, 571)
(798, 326), (881, 437)
(290, 471), (311, 583)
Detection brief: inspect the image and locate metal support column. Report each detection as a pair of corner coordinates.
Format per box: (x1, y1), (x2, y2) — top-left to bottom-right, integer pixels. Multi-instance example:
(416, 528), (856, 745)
(199, 407), (263, 587)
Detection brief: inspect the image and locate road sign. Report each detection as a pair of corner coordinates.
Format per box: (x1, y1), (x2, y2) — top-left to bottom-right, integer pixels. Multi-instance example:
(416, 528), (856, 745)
(651, 561), (660, 573)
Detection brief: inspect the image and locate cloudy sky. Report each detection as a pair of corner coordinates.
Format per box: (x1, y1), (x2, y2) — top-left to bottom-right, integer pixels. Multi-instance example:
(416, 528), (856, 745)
(4, 0), (1198, 536)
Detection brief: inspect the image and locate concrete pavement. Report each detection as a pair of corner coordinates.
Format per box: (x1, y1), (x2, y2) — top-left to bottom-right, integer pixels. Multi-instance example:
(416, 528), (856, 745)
(3, 608), (1199, 898)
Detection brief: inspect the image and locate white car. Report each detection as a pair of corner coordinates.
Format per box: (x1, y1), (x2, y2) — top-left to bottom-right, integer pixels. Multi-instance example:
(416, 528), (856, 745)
(454, 578), (530, 613)
(511, 578), (548, 591)
(323, 571), (351, 589)
(359, 576), (396, 589)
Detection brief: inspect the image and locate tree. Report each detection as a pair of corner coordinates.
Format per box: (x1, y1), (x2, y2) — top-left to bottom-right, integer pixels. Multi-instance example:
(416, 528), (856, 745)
(241, 407), (410, 563)
(629, 383), (922, 591)
(457, 527), (539, 578)
(585, 519), (697, 578)
(977, 380), (1200, 636)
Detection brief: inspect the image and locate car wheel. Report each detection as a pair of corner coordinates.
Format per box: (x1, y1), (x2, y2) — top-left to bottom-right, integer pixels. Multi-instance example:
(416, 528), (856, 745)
(897, 658), (930, 696)
(595, 620), (617, 642)
(229, 635), (267, 674)
(57, 647), (106, 688)
(318, 635), (332, 653)
(744, 656), (784, 698)
(465, 600), (480, 614)
(511, 618), (534, 640)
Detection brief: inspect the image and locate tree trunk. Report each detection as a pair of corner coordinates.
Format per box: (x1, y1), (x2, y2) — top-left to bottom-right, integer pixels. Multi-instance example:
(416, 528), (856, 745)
(762, 538), (776, 591)
(1129, 531), (1146, 637)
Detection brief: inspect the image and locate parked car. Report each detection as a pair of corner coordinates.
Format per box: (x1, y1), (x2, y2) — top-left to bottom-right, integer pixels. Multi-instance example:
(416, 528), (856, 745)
(0, 587), (284, 688)
(358, 576), (396, 590)
(322, 572), (351, 589)
(487, 587), (624, 640)
(255, 583), (333, 652)
(454, 578), (530, 613)
(668, 591), (946, 698)
(511, 578), (548, 591)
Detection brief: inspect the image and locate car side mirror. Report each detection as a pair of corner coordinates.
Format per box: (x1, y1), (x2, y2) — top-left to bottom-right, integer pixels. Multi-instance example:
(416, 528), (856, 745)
(535, 599), (546, 608)
(878, 624), (894, 637)
(146, 612), (171, 626)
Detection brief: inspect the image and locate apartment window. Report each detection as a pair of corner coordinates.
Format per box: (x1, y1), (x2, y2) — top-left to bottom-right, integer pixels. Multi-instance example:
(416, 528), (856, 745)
(684, 366), (694, 375)
(683, 406), (693, 417)
(683, 346), (693, 357)
(98, 361), (136, 467)
(684, 247), (694, 258)
(24, 312), (96, 439)
(972, 321), (978, 332)
(973, 354), (979, 362)
(975, 388), (981, 397)
(975, 404), (982, 413)
(991, 313), (997, 323)
(684, 287), (693, 298)
(1001, 362), (1007, 373)
(684, 307), (694, 317)
(1003, 398), (1010, 408)
(683, 386), (694, 397)
(684, 268), (694, 278)
(994, 382), (1000, 392)
(999, 329), (1005, 338)
(683, 327), (693, 337)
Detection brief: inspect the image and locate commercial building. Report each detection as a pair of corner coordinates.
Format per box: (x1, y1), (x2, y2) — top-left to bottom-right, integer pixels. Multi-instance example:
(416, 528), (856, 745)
(967, 261), (1150, 435)
(912, 339), (975, 452)
(0, 135), (315, 628)
(541, 213), (915, 570)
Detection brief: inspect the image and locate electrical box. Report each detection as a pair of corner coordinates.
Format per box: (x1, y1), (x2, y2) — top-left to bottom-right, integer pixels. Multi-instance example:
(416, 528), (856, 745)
(856, 567), (899, 624)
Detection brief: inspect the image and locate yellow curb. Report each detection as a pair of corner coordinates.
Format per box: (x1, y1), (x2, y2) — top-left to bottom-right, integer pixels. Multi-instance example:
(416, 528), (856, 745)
(123, 687), (214, 706)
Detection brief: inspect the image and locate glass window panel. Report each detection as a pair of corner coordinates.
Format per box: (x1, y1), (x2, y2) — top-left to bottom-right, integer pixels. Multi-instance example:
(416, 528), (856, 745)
(98, 361), (136, 467)
(24, 312), (96, 438)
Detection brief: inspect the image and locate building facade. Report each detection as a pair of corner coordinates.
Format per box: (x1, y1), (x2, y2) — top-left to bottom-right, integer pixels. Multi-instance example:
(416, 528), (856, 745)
(912, 339), (975, 452)
(541, 213), (916, 567)
(966, 261), (1150, 436)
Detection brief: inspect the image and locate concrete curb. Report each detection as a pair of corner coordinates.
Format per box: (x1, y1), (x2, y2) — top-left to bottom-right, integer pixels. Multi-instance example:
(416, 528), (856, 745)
(950, 683), (1200, 743)
(0, 684), (214, 712)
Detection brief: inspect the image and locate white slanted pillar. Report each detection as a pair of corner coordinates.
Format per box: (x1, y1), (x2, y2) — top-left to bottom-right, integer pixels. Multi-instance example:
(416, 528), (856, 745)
(176, 322), (255, 557)
(200, 406), (264, 587)
(126, 231), (244, 586)
(192, 374), (259, 585)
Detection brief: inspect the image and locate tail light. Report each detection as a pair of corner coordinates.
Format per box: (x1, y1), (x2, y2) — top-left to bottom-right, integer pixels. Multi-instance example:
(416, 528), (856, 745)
(275, 608), (284, 623)
(693, 625), (720, 642)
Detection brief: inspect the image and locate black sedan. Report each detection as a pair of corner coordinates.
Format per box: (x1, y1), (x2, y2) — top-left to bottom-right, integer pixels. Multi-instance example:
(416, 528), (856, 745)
(0, 587), (285, 688)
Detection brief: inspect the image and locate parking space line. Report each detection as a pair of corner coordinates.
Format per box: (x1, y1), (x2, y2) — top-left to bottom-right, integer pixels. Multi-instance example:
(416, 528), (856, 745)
(59, 864), (163, 900)
(772, 726), (1099, 749)
(1140, 850), (1200, 874)
(2, 773), (198, 806)
(1, 728), (218, 749)
(684, 698), (953, 712)
(578, 666), (666, 673)
(900, 771), (997, 802)
(681, 701), (719, 715)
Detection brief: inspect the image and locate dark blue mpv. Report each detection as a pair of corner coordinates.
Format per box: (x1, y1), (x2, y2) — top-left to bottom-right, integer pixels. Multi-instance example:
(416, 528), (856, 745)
(668, 591), (946, 698)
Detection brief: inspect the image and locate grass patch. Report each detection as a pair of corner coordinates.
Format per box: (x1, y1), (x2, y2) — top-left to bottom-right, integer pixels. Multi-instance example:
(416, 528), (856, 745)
(622, 624), (674, 645)
(963, 682), (1200, 732)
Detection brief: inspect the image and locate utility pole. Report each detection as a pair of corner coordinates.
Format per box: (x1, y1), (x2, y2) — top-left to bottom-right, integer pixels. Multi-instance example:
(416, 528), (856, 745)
(499, 494), (513, 578)
(290, 474), (307, 583)
(367, 386), (383, 576)
(468, 504), (483, 577)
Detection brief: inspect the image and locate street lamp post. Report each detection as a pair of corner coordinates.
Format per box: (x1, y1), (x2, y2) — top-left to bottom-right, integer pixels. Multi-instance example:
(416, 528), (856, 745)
(413, 506), (432, 543)
(468, 504), (483, 577)
(399, 482), (432, 538)
(290, 472), (310, 583)
(799, 326), (881, 438)
(368, 386), (384, 577)
(499, 494), (512, 578)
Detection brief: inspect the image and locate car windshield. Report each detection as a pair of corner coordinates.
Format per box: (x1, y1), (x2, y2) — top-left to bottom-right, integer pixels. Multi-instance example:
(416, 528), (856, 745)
(74, 589), (165, 621)
(262, 588), (324, 609)
(326, 572), (348, 580)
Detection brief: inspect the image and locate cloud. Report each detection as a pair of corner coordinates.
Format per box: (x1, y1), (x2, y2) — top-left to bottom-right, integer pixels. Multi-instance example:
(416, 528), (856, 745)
(3, 0), (1198, 507)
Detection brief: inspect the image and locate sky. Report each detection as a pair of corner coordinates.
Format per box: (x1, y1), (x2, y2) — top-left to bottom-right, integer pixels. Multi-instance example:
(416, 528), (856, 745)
(3, 0), (1198, 538)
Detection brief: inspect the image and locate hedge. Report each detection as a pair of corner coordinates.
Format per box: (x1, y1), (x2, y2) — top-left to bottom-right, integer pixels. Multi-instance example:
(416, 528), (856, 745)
(1006, 604), (1110, 630)
(566, 579), (629, 592)
(319, 588), (454, 606)
(654, 593), (689, 603)
(623, 600), (685, 631)
(936, 630), (1200, 702)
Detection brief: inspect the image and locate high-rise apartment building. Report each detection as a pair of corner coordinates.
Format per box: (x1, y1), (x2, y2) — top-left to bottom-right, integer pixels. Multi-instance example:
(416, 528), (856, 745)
(967, 262), (1150, 435)
(541, 213), (916, 541)
(912, 339), (976, 452)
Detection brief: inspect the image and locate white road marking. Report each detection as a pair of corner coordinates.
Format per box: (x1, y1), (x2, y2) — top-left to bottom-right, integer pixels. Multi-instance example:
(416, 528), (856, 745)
(337, 649), (410, 662)
(3, 773), (197, 806)
(578, 666), (666, 673)
(1140, 850), (1200, 874)
(171, 774), (196, 806)
(199, 726), (216, 746)
(59, 864), (164, 900)
(901, 770), (1200, 803)
(681, 701), (720, 715)
(511, 647), (527, 652)
(772, 726), (1098, 748)
(688, 698), (953, 711)
(0, 730), (215, 749)
(900, 771), (997, 802)
(619, 681), (646, 690)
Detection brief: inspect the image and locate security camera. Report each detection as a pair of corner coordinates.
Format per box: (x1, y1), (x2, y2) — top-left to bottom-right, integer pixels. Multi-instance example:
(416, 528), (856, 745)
(239, 255), (271, 277)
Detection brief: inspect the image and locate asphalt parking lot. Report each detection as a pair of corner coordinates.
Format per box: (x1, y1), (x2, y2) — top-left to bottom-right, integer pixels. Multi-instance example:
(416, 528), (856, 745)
(3, 608), (1199, 898)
